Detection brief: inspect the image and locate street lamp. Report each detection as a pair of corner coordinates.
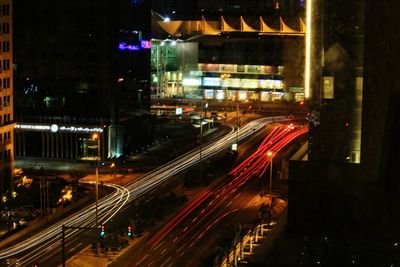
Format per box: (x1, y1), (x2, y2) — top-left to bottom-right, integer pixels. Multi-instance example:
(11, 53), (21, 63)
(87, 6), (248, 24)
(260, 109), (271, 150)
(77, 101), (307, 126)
(199, 118), (204, 178)
(220, 73), (231, 109)
(92, 133), (101, 227)
(236, 100), (239, 145)
(267, 151), (274, 195)
(110, 162), (118, 184)
(221, 73), (239, 146)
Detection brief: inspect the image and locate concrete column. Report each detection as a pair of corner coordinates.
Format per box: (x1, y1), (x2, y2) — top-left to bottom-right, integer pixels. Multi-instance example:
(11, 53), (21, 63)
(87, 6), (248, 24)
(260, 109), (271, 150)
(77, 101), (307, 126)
(60, 133), (64, 159)
(55, 134), (59, 158)
(46, 133), (50, 157)
(51, 133), (54, 158)
(75, 134), (78, 159)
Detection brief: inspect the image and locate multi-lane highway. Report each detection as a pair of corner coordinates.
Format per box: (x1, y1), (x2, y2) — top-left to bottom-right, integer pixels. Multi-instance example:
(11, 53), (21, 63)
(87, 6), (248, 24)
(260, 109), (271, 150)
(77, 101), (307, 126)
(0, 116), (286, 266)
(117, 123), (307, 266)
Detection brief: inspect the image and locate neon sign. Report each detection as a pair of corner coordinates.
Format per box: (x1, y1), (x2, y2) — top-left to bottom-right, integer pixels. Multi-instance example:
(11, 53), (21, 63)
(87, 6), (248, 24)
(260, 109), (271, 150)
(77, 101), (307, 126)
(118, 40), (152, 51)
(140, 40), (152, 49)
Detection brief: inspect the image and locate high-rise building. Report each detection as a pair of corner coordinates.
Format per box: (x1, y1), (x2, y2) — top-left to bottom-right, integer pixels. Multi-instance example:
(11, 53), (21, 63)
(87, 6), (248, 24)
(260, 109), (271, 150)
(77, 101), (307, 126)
(0, 0), (14, 196)
(289, 0), (400, 240)
(12, 0), (151, 160)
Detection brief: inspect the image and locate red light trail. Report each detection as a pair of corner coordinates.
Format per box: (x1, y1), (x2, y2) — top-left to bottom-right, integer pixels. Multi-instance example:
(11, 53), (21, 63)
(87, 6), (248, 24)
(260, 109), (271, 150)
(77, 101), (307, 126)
(138, 123), (308, 266)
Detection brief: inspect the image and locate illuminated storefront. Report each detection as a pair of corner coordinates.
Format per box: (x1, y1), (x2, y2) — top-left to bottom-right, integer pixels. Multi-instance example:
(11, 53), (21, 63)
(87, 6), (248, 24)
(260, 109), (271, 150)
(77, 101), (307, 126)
(14, 123), (113, 160)
(150, 40), (290, 102)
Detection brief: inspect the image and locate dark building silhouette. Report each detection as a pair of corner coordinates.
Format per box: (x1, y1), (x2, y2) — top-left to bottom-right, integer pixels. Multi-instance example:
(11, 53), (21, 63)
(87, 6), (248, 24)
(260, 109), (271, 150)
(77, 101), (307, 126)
(289, 0), (400, 242)
(13, 0), (151, 160)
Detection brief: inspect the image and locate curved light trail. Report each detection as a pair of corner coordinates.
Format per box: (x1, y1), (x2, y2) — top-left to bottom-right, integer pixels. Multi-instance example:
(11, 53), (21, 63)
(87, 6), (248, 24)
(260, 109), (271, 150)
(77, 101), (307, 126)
(0, 116), (287, 266)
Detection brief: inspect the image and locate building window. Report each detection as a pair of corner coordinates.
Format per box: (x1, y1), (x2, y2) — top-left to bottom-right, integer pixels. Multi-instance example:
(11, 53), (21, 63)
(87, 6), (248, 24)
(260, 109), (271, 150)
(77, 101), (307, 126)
(3, 77), (10, 88)
(0, 5), (10, 16)
(2, 59), (10, 70)
(2, 23), (9, 34)
(2, 41), (9, 52)
(2, 95), (9, 106)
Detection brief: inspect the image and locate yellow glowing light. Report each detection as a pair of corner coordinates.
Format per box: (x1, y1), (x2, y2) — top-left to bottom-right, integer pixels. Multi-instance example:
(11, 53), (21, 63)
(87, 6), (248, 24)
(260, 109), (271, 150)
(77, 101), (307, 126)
(267, 151), (273, 157)
(92, 133), (99, 140)
(305, 0), (312, 99)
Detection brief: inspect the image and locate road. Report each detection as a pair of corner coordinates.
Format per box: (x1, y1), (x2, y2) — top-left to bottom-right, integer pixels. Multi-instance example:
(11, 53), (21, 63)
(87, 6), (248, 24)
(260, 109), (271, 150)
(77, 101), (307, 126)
(0, 116), (288, 266)
(110, 124), (308, 266)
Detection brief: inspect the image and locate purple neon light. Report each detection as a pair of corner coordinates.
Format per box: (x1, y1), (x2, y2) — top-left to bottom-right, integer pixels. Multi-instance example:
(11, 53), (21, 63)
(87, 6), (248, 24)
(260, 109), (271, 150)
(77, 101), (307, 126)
(118, 40), (152, 51)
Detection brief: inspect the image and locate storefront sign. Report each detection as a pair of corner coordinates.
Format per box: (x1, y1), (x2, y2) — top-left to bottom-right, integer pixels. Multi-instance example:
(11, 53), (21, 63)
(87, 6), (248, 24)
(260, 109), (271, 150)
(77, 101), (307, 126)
(15, 123), (104, 133)
(289, 86), (304, 93)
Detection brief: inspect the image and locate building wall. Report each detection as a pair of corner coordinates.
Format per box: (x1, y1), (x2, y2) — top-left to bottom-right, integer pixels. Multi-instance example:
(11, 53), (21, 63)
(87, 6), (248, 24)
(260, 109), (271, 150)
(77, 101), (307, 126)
(361, 0), (400, 181)
(0, 0), (14, 195)
(13, 0), (117, 121)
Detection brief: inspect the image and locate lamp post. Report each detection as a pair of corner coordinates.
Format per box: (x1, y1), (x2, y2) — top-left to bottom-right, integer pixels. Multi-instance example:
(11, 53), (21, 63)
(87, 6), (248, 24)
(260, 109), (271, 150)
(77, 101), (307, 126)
(236, 100), (239, 145)
(267, 151), (274, 195)
(92, 133), (101, 227)
(110, 162), (118, 184)
(220, 74), (231, 110)
(199, 117), (203, 178)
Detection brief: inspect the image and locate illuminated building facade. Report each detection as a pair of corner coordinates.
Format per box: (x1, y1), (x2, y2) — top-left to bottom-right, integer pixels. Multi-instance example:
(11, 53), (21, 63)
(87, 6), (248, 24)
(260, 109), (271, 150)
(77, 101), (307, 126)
(151, 1), (306, 103)
(0, 0), (14, 195)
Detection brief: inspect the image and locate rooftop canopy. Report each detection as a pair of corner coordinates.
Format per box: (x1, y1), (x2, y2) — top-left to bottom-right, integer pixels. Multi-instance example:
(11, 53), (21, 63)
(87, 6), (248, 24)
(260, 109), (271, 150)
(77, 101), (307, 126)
(154, 15), (306, 37)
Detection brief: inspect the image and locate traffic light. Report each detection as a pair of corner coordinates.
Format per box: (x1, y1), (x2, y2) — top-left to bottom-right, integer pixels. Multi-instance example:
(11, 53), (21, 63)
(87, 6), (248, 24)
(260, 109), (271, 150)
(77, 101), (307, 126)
(127, 225), (132, 238)
(100, 225), (105, 237)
